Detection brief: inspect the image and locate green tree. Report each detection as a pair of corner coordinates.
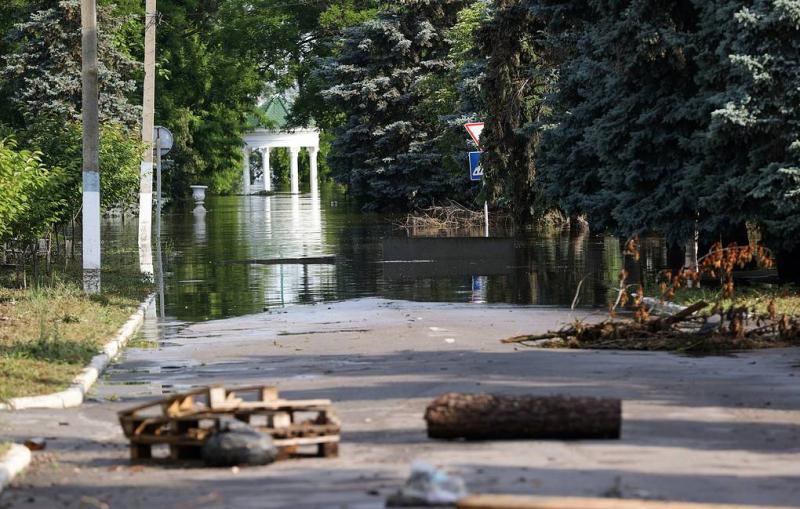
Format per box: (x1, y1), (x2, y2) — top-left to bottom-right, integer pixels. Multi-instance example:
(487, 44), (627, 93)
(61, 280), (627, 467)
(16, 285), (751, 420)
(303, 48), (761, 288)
(0, 138), (64, 244)
(477, 0), (552, 225)
(0, 0), (144, 226)
(538, 1), (703, 245)
(319, 0), (472, 211)
(1, 0), (140, 127)
(701, 1), (800, 250)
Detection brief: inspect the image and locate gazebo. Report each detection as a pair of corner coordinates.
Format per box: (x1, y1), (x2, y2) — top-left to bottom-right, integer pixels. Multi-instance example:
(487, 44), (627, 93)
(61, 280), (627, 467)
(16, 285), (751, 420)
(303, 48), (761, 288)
(242, 96), (320, 195)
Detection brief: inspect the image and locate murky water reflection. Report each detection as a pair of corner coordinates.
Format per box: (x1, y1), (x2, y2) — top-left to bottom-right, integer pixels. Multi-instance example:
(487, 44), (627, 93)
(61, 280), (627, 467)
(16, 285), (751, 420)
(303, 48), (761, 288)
(106, 188), (667, 322)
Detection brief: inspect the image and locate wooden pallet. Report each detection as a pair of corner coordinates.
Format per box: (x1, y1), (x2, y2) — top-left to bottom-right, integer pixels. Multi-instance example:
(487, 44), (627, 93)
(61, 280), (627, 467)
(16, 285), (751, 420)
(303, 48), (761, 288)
(118, 385), (341, 462)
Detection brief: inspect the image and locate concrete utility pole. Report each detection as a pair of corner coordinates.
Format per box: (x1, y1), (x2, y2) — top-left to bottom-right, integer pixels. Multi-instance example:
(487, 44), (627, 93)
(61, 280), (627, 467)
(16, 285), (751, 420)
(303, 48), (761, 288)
(138, 0), (156, 277)
(81, 0), (101, 294)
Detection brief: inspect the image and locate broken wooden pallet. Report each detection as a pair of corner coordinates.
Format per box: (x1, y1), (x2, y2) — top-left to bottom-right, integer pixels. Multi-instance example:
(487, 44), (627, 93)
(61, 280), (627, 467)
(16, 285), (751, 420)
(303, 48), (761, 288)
(118, 385), (340, 462)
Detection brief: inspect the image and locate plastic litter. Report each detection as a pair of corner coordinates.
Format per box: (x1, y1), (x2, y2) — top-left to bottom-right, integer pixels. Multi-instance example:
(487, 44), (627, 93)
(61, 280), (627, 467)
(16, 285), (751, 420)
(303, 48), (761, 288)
(387, 461), (468, 506)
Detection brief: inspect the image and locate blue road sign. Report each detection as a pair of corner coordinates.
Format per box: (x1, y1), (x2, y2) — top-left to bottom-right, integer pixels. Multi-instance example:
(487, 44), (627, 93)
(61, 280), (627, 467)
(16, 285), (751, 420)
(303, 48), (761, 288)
(469, 151), (483, 181)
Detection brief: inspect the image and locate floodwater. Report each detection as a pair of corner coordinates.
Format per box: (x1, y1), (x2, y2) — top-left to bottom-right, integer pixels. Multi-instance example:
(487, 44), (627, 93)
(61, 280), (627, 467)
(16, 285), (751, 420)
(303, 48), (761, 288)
(106, 187), (667, 322)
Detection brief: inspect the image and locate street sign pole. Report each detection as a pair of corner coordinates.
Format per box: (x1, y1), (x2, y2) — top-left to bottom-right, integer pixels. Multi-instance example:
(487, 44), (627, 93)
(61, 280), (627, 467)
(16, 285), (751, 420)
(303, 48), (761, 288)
(156, 135), (165, 317)
(153, 126), (172, 318)
(156, 134), (162, 243)
(484, 191), (489, 238)
(465, 123), (488, 237)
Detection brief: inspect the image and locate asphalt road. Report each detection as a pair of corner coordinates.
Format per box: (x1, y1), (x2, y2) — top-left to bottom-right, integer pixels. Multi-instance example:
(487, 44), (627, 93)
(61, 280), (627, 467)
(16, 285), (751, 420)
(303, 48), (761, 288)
(1, 299), (798, 508)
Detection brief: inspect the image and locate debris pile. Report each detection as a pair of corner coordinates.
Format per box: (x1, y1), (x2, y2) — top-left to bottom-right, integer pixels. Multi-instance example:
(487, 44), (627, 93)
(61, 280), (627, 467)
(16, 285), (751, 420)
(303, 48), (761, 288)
(397, 201), (495, 235)
(502, 300), (800, 353)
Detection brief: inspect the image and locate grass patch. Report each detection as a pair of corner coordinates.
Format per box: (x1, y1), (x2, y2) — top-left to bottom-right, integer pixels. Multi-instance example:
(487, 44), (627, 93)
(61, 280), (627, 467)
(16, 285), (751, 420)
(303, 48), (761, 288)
(0, 442), (10, 457)
(666, 285), (800, 316)
(0, 267), (152, 401)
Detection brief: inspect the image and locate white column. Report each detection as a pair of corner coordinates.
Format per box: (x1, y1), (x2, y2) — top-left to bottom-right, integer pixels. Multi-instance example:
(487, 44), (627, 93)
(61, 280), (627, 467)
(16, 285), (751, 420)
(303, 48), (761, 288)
(242, 146), (251, 195)
(262, 147), (271, 193)
(308, 146), (319, 195)
(289, 146), (300, 194)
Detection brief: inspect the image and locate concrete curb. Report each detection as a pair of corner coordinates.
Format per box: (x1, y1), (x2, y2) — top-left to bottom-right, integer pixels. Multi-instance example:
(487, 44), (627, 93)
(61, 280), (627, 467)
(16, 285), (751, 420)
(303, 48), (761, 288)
(0, 293), (156, 411)
(0, 444), (31, 493)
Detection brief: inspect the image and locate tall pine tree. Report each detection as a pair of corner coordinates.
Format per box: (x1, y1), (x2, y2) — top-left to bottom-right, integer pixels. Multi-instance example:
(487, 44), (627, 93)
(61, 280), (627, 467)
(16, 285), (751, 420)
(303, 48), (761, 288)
(539, 0), (702, 245)
(700, 0), (800, 277)
(319, 0), (470, 211)
(477, 0), (553, 226)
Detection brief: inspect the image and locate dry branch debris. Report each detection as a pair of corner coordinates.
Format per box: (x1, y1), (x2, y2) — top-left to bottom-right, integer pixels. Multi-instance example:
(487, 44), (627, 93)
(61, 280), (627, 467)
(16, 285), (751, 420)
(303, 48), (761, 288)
(502, 300), (800, 353)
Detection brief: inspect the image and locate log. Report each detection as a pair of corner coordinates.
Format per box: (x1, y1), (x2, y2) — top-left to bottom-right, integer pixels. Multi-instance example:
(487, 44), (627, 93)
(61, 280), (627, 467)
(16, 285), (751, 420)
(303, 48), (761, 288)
(457, 495), (797, 509)
(424, 393), (621, 440)
(660, 300), (708, 326)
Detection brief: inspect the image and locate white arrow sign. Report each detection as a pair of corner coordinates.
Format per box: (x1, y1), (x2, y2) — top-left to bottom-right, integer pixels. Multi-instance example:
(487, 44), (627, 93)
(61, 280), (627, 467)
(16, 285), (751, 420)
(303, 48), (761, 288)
(464, 122), (484, 147)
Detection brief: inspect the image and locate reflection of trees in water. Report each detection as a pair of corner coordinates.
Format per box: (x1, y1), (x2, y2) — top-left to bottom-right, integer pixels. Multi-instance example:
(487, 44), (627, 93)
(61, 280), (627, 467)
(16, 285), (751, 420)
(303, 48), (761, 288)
(166, 197), (261, 320)
(483, 230), (596, 306)
(331, 211), (386, 299)
(124, 193), (669, 319)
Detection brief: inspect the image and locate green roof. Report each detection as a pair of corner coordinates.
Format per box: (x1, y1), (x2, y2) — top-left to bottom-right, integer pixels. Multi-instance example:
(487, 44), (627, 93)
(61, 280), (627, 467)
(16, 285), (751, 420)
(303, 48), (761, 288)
(261, 96), (291, 128)
(246, 94), (316, 129)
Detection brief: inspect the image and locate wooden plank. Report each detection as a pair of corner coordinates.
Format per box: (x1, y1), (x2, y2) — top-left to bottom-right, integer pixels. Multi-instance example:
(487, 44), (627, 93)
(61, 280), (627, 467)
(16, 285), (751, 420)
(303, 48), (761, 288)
(130, 443), (152, 460)
(118, 388), (210, 416)
(130, 423), (339, 444)
(269, 412), (292, 429)
(205, 399), (332, 412)
(131, 435), (205, 445)
(273, 435), (340, 447)
(208, 386), (227, 409)
(317, 442), (339, 458)
(260, 386), (279, 401)
(456, 495), (798, 509)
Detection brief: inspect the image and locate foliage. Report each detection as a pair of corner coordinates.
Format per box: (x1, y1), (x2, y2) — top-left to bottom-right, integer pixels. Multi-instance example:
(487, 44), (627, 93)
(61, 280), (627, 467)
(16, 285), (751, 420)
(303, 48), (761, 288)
(0, 0), (142, 245)
(284, 1), (380, 131)
(22, 120), (144, 220)
(151, 0), (381, 196)
(700, 0), (800, 250)
(0, 138), (63, 243)
(319, 0), (474, 211)
(534, 1), (702, 243)
(477, 0), (552, 225)
(0, 0), (140, 127)
(532, 0), (800, 255)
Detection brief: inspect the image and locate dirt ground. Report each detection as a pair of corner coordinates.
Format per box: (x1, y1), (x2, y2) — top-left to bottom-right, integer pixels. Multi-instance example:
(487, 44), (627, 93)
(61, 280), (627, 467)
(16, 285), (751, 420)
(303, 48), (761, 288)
(1, 298), (798, 509)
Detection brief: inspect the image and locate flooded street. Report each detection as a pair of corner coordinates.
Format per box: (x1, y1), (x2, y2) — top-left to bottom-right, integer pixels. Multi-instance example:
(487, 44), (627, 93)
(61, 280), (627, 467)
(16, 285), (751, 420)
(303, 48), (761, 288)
(2, 190), (799, 508)
(108, 189), (666, 321)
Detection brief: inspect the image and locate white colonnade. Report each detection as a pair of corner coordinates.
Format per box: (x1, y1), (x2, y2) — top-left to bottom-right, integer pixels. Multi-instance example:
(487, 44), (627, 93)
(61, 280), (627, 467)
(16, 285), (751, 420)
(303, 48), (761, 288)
(242, 128), (320, 194)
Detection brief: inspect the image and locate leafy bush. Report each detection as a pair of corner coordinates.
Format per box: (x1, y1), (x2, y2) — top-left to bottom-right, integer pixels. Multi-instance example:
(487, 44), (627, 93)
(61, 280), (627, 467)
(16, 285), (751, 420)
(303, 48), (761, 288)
(23, 119), (143, 220)
(0, 137), (63, 243)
